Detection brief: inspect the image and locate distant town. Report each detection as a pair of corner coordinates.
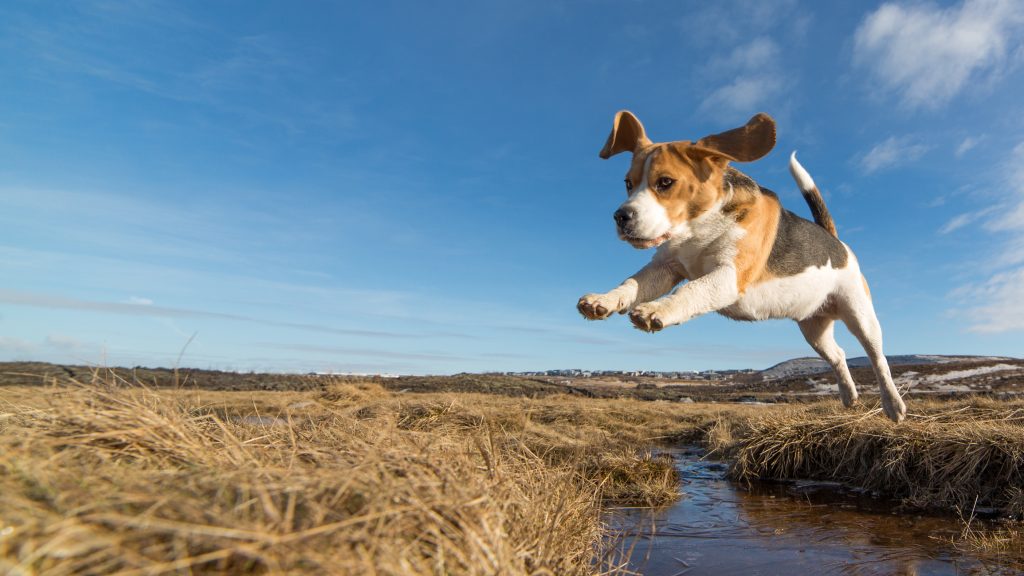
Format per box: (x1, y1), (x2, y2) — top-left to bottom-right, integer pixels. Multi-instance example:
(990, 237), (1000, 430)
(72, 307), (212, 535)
(500, 368), (758, 381)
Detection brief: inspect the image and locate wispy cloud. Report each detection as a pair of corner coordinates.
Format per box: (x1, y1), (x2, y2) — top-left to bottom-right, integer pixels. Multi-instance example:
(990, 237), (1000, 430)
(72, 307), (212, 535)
(940, 212), (982, 234)
(947, 142), (1024, 332)
(679, 0), (802, 45)
(859, 136), (930, 174)
(261, 343), (468, 363)
(956, 136), (983, 157)
(698, 37), (788, 118)
(494, 324), (623, 346)
(710, 36), (782, 71)
(853, 0), (1024, 109)
(0, 333), (105, 364)
(624, 342), (808, 367)
(951, 269), (1024, 333)
(0, 289), (452, 340)
(700, 76), (784, 118)
(0, 336), (38, 355)
(0, 289), (242, 320)
(6, 2), (353, 137)
(680, 1), (804, 120)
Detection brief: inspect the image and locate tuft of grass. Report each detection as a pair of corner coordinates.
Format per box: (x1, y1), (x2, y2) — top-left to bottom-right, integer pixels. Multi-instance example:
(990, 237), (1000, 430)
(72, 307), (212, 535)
(731, 399), (1024, 517)
(929, 499), (1024, 571)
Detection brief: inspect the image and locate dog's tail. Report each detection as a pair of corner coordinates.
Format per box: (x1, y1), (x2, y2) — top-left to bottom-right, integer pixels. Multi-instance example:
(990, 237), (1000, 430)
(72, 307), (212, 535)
(789, 152), (838, 238)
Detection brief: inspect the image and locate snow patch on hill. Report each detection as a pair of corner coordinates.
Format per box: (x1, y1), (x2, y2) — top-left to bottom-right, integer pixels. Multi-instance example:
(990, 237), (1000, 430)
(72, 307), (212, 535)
(760, 355), (1015, 381)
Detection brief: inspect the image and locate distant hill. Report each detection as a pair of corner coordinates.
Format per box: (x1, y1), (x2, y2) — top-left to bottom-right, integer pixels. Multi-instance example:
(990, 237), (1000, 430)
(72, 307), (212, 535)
(760, 355), (1017, 381)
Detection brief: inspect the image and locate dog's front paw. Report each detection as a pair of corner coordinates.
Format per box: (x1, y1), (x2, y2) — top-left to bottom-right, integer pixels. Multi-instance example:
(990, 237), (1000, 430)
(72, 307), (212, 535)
(577, 292), (630, 320)
(629, 302), (668, 333)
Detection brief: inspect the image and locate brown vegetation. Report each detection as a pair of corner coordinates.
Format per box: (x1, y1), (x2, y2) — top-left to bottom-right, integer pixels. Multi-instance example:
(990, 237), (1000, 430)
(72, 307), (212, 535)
(6, 369), (1024, 574)
(0, 373), (760, 575)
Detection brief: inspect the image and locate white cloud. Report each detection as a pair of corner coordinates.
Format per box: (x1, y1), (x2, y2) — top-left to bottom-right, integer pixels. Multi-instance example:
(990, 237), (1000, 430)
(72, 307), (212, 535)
(940, 212), (979, 234)
(698, 37), (787, 117)
(988, 143), (1024, 229)
(859, 136), (930, 174)
(940, 205), (998, 234)
(956, 136), (982, 157)
(679, 1), (801, 45)
(681, 3), (810, 119)
(713, 37), (781, 71)
(700, 76), (784, 116)
(0, 336), (38, 355)
(953, 268), (1024, 333)
(0, 289), (430, 340)
(853, 0), (1024, 109)
(948, 142), (1024, 332)
(985, 145), (1024, 239)
(126, 296), (154, 306)
(0, 334), (100, 362)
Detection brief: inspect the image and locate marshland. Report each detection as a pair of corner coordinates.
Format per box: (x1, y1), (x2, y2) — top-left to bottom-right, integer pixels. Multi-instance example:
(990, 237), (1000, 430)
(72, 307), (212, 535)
(4, 360), (1024, 575)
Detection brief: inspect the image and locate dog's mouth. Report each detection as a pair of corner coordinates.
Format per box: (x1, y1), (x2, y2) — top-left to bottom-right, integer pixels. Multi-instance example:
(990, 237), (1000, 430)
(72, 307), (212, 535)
(620, 231), (673, 249)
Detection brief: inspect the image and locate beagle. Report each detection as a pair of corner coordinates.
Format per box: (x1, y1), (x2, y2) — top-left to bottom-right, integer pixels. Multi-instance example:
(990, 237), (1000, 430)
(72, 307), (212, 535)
(577, 111), (907, 422)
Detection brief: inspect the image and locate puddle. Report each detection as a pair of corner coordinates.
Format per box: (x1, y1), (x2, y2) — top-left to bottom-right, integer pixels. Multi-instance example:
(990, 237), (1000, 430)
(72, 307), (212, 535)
(613, 447), (1014, 576)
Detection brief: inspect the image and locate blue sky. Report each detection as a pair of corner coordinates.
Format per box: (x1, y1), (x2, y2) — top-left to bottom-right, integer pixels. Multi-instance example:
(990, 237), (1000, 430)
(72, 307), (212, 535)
(1, 0), (1022, 374)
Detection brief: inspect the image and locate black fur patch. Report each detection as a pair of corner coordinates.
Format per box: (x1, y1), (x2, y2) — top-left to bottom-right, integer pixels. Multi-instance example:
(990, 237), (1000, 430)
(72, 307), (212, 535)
(723, 168), (757, 191)
(763, 187), (848, 275)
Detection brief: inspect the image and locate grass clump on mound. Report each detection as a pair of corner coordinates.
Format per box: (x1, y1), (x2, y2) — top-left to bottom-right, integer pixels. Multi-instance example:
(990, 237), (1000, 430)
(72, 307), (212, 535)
(731, 400), (1024, 517)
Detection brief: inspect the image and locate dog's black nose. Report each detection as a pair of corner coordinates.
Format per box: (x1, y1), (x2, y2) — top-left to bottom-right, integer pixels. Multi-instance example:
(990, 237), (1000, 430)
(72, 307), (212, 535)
(614, 207), (636, 227)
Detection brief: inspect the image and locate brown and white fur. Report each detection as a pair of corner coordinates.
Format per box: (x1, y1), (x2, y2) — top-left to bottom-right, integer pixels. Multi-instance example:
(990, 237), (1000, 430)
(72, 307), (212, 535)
(576, 111), (907, 422)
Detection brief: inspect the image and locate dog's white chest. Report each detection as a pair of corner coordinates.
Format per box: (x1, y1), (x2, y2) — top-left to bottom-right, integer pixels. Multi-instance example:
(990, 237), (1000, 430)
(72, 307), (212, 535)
(720, 264), (841, 321)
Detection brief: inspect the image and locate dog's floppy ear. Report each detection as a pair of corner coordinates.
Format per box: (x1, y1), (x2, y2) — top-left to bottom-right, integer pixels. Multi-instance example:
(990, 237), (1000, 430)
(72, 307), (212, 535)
(695, 113), (776, 163)
(599, 110), (652, 159)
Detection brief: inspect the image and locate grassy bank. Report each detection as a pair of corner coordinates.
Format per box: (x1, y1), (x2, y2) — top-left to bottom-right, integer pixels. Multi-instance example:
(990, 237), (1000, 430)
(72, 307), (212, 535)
(731, 399), (1024, 516)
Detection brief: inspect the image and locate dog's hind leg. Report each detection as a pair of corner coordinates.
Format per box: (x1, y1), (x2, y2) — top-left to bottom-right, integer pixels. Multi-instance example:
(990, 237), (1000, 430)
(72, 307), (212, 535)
(798, 315), (859, 408)
(838, 289), (907, 423)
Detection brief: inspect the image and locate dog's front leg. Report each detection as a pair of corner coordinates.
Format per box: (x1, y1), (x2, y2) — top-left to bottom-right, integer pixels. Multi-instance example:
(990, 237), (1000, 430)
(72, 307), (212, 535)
(577, 260), (684, 320)
(629, 266), (739, 332)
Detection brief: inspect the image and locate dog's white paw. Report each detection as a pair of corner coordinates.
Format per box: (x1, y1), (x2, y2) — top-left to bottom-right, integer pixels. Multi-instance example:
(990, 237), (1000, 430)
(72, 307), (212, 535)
(628, 302), (669, 333)
(839, 387), (860, 409)
(577, 292), (631, 320)
(881, 393), (907, 423)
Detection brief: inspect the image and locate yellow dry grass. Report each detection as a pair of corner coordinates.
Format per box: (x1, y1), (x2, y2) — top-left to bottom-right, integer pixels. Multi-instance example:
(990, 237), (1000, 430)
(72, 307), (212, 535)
(0, 376), (759, 575)
(7, 372), (1024, 574)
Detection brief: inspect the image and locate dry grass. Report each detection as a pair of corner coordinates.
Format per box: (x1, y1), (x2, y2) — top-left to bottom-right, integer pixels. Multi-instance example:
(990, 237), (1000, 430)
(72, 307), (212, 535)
(0, 376), (759, 575)
(952, 520), (1024, 561)
(11, 373), (1024, 574)
(732, 398), (1024, 517)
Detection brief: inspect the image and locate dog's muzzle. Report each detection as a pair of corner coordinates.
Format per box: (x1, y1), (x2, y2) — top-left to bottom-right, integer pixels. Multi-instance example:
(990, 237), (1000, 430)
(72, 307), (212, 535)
(614, 207), (670, 249)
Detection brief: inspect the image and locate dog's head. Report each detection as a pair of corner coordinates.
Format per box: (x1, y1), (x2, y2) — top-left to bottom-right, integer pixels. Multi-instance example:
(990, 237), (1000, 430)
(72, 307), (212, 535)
(599, 111), (776, 249)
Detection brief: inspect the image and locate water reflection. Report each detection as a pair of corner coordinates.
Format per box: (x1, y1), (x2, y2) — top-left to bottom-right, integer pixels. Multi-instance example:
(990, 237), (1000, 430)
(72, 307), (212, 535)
(613, 447), (1013, 576)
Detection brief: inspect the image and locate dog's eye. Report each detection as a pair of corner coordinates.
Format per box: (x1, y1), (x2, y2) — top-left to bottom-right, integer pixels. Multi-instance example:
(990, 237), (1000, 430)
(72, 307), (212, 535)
(655, 177), (675, 192)
(624, 178), (634, 192)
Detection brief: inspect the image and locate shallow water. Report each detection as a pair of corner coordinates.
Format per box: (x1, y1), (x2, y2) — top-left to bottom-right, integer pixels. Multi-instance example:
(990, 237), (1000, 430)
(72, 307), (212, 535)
(614, 447), (1016, 576)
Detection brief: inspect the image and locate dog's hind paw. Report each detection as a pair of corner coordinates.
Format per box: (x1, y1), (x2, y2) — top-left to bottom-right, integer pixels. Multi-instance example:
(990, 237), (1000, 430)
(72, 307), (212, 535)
(881, 394), (907, 423)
